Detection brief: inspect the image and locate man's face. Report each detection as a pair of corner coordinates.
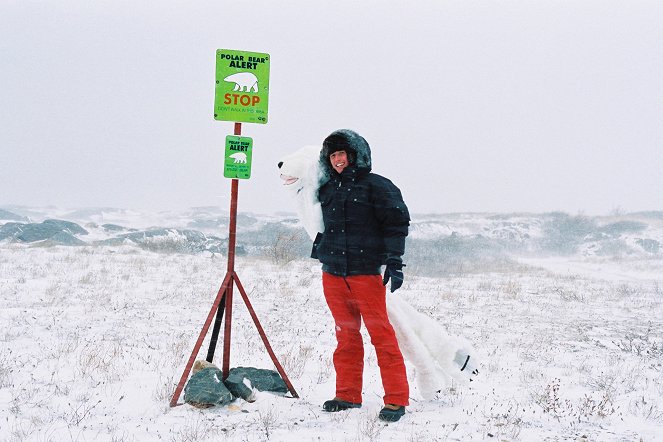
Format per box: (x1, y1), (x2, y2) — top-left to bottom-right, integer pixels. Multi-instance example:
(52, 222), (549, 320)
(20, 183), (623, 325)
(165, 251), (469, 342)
(330, 150), (349, 174)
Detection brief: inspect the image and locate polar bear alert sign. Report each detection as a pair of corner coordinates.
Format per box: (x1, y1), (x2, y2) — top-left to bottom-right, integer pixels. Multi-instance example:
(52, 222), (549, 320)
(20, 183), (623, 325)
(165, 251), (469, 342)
(214, 49), (270, 124)
(224, 136), (253, 179)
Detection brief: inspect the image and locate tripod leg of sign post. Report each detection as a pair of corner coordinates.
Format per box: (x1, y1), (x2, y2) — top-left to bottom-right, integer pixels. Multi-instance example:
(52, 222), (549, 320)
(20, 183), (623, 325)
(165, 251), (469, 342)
(206, 289), (227, 363)
(221, 274), (234, 380)
(169, 272), (232, 407)
(232, 272), (299, 398)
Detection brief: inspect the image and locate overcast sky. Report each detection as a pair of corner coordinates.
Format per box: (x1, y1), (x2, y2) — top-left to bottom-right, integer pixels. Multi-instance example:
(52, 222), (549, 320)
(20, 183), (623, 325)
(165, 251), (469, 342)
(2, 0), (661, 216)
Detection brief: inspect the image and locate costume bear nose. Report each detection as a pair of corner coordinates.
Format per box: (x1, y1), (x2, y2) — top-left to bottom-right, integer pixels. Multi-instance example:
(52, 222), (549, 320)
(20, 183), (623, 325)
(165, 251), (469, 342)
(277, 161), (283, 168)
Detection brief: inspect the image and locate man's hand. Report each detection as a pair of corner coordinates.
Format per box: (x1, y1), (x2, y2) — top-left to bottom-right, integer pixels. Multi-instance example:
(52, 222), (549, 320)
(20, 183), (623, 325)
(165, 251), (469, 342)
(382, 262), (404, 293)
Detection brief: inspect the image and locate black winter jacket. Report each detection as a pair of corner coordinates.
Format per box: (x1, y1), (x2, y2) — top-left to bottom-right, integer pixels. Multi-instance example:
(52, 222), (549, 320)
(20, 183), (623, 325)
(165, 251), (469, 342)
(311, 130), (410, 276)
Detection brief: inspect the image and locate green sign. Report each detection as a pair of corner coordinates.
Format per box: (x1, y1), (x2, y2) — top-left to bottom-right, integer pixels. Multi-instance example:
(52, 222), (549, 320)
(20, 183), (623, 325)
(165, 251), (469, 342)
(224, 136), (253, 179)
(214, 49), (270, 124)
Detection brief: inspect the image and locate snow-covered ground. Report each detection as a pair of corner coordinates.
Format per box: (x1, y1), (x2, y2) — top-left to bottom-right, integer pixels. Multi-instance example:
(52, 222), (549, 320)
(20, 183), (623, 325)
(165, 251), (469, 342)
(1, 208), (662, 441)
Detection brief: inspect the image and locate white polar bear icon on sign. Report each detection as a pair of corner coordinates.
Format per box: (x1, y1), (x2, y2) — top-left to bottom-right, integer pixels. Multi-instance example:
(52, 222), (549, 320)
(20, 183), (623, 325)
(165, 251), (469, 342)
(229, 152), (247, 163)
(223, 72), (259, 93)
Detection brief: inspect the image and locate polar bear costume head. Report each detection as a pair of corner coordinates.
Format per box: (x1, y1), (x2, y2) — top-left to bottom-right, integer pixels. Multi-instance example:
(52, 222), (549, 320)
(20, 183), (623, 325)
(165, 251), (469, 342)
(276, 130), (371, 240)
(277, 145), (327, 240)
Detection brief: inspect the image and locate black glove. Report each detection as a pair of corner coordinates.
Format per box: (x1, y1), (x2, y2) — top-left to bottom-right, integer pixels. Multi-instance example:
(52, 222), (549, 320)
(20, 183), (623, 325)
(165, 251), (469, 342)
(382, 262), (405, 293)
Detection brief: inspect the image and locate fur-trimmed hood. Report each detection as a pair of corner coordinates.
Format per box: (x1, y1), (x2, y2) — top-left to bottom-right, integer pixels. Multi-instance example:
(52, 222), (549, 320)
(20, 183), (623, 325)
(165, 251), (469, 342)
(320, 129), (372, 178)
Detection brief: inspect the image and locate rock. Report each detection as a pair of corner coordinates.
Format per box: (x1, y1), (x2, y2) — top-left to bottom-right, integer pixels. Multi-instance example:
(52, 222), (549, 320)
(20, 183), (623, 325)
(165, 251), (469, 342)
(16, 220), (88, 243)
(224, 367), (288, 402)
(94, 237), (131, 246)
(0, 209), (26, 221)
(102, 223), (129, 232)
(47, 231), (87, 246)
(636, 238), (660, 254)
(0, 223), (24, 241)
(0, 219), (87, 244)
(183, 367), (234, 408)
(192, 359), (217, 375)
(117, 228), (226, 254)
(43, 219), (88, 235)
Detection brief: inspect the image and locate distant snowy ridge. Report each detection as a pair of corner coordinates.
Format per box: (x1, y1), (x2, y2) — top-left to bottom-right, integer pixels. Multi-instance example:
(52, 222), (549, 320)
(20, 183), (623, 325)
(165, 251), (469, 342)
(409, 211), (663, 256)
(1, 207), (662, 276)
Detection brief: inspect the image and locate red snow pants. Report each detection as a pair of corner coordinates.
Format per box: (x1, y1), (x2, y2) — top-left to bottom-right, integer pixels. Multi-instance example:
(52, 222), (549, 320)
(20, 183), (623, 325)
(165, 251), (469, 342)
(322, 272), (409, 406)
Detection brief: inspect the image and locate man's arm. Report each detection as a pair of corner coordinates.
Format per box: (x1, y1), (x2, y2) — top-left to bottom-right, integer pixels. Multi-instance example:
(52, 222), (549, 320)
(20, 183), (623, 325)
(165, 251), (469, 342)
(372, 176), (410, 265)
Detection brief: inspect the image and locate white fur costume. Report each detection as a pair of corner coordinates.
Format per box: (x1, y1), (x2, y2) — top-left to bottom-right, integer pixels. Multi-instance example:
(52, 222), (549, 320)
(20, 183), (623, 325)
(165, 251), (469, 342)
(278, 146), (479, 399)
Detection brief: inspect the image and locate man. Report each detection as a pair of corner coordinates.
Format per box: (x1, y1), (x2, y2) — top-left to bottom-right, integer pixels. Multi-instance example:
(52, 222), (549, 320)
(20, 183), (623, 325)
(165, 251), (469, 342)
(311, 129), (410, 422)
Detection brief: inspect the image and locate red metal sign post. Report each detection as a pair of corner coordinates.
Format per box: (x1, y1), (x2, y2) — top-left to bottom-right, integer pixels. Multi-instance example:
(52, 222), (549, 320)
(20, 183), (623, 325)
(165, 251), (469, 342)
(170, 122), (298, 407)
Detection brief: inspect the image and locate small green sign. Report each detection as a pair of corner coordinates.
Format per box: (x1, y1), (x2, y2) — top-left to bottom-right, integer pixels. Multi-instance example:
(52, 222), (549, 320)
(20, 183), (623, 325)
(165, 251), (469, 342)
(214, 49), (270, 124)
(224, 136), (253, 179)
